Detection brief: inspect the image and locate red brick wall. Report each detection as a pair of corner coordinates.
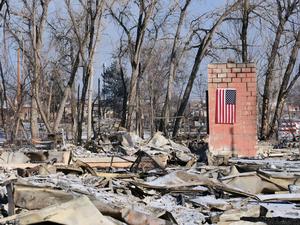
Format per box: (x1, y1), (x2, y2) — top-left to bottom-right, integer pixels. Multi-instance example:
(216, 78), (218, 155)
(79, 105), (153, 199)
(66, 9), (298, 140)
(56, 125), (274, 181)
(208, 63), (257, 157)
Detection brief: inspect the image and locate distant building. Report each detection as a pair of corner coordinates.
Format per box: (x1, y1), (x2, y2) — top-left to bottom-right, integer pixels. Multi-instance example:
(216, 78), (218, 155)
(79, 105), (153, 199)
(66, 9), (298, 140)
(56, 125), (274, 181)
(278, 103), (300, 140)
(287, 104), (300, 119)
(278, 119), (300, 140)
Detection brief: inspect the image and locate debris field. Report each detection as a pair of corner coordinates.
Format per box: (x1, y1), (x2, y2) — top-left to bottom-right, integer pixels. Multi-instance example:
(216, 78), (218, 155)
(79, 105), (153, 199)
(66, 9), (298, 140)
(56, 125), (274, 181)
(0, 132), (299, 225)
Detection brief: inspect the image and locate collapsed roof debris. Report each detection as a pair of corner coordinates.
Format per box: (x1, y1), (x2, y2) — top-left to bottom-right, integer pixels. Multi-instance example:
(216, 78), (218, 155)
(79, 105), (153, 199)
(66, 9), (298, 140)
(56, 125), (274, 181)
(0, 132), (299, 225)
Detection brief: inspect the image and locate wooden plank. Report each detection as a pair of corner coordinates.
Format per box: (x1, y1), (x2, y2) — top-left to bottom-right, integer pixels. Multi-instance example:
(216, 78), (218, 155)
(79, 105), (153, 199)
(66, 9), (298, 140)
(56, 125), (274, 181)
(6, 183), (14, 216)
(0, 178), (17, 216)
(63, 151), (71, 164)
(96, 172), (136, 179)
(74, 157), (135, 168)
(257, 193), (300, 202)
(0, 163), (66, 169)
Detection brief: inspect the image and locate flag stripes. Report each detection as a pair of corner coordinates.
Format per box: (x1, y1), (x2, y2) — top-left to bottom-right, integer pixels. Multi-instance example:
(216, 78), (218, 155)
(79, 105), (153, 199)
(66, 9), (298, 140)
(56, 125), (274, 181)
(216, 88), (236, 124)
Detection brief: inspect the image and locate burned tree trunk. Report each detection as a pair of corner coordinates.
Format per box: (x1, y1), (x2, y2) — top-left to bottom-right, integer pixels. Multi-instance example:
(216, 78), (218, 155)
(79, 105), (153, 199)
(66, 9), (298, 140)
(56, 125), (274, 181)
(109, 0), (156, 132)
(53, 51), (80, 132)
(241, 0), (249, 62)
(66, 0), (103, 144)
(172, 0), (242, 138)
(267, 30), (300, 138)
(0, 60), (7, 136)
(260, 0), (298, 139)
(119, 63), (127, 128)
(159, 0), (191, 136)
(31, 0), (51, 138)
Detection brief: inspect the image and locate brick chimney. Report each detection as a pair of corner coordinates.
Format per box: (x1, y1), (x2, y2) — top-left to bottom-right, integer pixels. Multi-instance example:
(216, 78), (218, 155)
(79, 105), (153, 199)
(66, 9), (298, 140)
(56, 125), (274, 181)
(207, 63), (257, 157)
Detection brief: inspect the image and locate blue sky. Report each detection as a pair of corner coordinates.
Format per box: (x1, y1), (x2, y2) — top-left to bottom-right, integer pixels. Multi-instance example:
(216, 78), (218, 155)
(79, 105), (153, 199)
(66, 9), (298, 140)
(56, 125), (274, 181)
(97, 0), (226, 69)
(6, 0), (228, 99)
(93, 0), (227, 99)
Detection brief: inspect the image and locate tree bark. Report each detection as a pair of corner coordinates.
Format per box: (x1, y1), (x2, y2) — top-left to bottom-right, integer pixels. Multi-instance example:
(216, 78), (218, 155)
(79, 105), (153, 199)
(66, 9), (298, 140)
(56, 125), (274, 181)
(136, 66), (143, 137)
(76, 84), (80, 144)
(0, 60), (8, 138)
(87, 64), (94, 140)
(126, 65), (139, 131)
(34, 89), (52, 133)
(149, 79), (154, 136)
(30, 87), (39, 139)
(97, 78), (101, 134)
(70, 81), (77, 141)
(46, 81), (52, 121)
(119, 62), (127, 128)
(77, 66), (88, 145)
(241, 0), (249, 62)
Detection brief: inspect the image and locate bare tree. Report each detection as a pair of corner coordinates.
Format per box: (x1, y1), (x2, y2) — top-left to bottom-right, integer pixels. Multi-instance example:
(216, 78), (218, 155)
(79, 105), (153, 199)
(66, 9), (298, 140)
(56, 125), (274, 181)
(6, 0), (103, 143)
(6, 0), (52, 139)
(109, 0), (157, 132)
(116, 42), (128, 128)
(267, 30), (300, 138)
(65, 0), (104, 144)
(260, 0), (299, 139)
(213, 0), (264, 64)
(159, 0), (192, 136)
(52, 0), (99, 136)
(141, 41), (169, 136)
(172, 0), (243, 138)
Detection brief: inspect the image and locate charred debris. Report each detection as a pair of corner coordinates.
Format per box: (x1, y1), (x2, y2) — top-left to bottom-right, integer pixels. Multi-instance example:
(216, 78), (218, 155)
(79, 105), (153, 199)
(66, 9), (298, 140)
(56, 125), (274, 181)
(0, 130), (299, 225)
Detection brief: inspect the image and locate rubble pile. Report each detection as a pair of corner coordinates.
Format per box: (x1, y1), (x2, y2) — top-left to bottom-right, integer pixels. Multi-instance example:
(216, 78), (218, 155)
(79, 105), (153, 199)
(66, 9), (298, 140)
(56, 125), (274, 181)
(0, 132), (300, 224)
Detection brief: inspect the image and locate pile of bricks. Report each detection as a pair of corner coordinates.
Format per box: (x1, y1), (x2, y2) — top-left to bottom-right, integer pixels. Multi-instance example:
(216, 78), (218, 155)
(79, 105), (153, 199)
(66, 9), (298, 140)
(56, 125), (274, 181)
(207, 63), (257, 157)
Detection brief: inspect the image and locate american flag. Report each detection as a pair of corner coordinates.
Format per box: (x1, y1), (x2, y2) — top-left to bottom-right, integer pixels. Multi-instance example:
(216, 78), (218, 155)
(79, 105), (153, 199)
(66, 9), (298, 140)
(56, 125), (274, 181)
(216, 88), (236, 124)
